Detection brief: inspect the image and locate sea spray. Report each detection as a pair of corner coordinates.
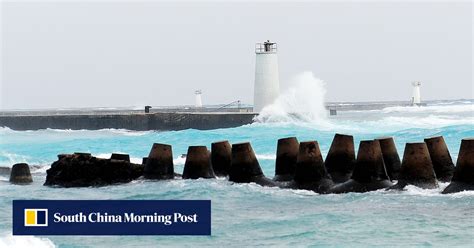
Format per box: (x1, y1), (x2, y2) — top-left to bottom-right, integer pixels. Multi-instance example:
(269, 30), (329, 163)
(255, 72), (329, 124)
(0, 102), (473, 246)
(0, 234), (55, 248)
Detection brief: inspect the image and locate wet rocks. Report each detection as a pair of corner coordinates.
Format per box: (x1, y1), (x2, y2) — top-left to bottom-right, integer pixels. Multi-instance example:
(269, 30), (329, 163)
(44, 154), (143, 187)
(330, 140), (393, 193)
(110, 153), (130, 162)
(424, 136), (455, 182)
(376, 137), (401, 180)
(288, 141), (333, 193)
(211, 141), (232, 177)
(273, 137), (299, 181)
(325, 134), (356, 183)
(229, 142), (277, 187)
(389, 143), (438, 190)
(10, 163), (33, 184)
(443, 138), (474, 193)
(144, 143), (174, 179)
(182, 146), (216, 179)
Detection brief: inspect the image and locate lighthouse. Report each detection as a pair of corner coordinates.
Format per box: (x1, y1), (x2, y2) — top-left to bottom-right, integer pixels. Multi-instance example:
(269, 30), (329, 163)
(195, 90), (203, 108)
(253, 40), (280, 112)
(411, 81), (421, 105)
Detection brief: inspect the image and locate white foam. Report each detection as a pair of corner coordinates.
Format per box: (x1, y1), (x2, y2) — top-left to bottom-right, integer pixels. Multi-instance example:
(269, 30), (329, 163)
(386, 182), (474, 197)
(382, 104), (474, 114)
(0, 234), (55, 248)
(0, 127), (13, 132)
(46, 128), (154, 137)
(0, 152), (32, 168)
(381, 115), (474, 128)
(251, 72), (473, 132)
(401, 184), (446, 196)
(104, 129), (153, 136)
(30, 166), (49, 174)
(95, 153), (112, 159)
(173, 156), (186, 166)
(0, 127), (153, 136)
(432, 100), (473, 105)
(130, 157), (143, 164)
(255, 71), (329, 125)
(256, 154), (276, 160)
(447, 189), (474, 197)
(329, 114), (474, 133)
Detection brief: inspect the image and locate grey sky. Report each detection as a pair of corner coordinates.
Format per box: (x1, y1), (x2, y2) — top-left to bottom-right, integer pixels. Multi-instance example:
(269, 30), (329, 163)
(1, 1), (472, 109)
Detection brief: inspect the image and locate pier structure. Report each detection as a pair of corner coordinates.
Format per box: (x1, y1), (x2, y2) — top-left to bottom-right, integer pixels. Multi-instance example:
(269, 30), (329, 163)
(0, 100), (438, 131)
(0, 111), (256, 131)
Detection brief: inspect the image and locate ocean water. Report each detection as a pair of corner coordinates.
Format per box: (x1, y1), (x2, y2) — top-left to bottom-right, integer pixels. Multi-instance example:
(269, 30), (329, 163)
(0, 100), (473, 247)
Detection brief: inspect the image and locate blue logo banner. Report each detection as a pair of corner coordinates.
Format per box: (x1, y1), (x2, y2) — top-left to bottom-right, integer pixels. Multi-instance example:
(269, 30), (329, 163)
(13, 200), (211, 235)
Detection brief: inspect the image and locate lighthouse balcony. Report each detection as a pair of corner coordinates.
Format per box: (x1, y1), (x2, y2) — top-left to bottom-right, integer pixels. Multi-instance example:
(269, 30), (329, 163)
(255, 42), (277, 54)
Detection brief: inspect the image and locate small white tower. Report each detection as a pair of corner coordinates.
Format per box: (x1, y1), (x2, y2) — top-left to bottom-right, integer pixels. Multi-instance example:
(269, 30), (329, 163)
(254, 40), (280, 112)
(412, 81), (421, 105)
(195, 90), (203, 108)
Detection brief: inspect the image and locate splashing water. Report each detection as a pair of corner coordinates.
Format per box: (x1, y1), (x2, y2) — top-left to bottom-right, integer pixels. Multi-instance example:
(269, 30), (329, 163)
(0, 99), (473, 247)
(255, 71), (328, 124)
(0, 234), (55, 248)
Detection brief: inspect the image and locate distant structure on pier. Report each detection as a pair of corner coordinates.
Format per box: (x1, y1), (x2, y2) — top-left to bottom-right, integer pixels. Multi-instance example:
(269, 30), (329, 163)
(254, 40), (280, 112)
(411, 81), (422, 106)
(195, 90), (203, 108)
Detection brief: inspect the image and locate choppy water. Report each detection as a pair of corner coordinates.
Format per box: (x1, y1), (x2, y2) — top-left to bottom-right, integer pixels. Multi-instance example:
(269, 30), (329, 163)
(0, 100), (473, 247)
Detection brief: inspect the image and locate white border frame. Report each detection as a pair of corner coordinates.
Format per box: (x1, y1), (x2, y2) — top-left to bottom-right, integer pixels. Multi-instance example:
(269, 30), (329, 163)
(24, 208), (48, 227)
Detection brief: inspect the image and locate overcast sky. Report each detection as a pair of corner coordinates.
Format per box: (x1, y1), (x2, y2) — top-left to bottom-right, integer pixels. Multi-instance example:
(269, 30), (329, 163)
(1, 1), (472, 109)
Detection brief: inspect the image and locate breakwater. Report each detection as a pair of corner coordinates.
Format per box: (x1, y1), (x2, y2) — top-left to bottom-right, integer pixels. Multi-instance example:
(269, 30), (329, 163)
(9, 134), (472, 194)
(0, 112), (256, 131)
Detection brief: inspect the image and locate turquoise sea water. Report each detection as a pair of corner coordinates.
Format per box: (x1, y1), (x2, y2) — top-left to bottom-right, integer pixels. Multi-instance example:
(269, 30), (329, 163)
(0, 101), (473, 247)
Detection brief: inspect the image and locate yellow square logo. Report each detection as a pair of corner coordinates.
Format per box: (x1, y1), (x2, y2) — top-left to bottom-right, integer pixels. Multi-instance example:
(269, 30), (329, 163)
(24, 209), (48, 227)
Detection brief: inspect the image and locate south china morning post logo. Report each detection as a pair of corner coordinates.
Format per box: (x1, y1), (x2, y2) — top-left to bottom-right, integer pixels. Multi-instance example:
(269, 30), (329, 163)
(13, 200), (211, 235)
(24, 209), (48, 227)
(52, 211), (197, 225)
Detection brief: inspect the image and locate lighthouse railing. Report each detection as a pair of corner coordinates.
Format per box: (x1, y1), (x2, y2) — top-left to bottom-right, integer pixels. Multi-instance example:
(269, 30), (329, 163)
(255, 43), (277, 53)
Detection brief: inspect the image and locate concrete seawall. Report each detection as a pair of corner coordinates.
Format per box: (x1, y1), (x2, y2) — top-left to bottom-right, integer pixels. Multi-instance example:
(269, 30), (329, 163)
(0, 112), (257, 131)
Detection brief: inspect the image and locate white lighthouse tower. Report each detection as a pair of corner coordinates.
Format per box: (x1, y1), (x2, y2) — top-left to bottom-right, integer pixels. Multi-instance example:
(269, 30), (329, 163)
(411, 81), (421, 105)
(195, 90), (203, 108)
(253, 40), (280, 112)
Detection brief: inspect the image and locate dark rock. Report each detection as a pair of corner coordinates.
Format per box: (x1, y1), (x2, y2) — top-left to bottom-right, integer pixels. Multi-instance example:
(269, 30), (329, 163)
(325, 133), (356, 183)
(110, 153), (130, 162)
(376, 136), (401, 180)
(211, 140), (232, 177)
(330, 140), (393, 193)
(143, 143), (174, 179)
(44, 154), (143, 187)
(273, 137), (299, 181)
(287, 141), (333, 193)
(182, 146), (215, 179)
(443, 138), (474, 194)
(74, 152), (91, 158)
(424, 136), (455, 182)
(10, 163), (33, 184)
(443, 182), (474, 194)
(229, 142), (278, 187)
(57, 154), (69, 160)
(389, 143), (438, 190)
